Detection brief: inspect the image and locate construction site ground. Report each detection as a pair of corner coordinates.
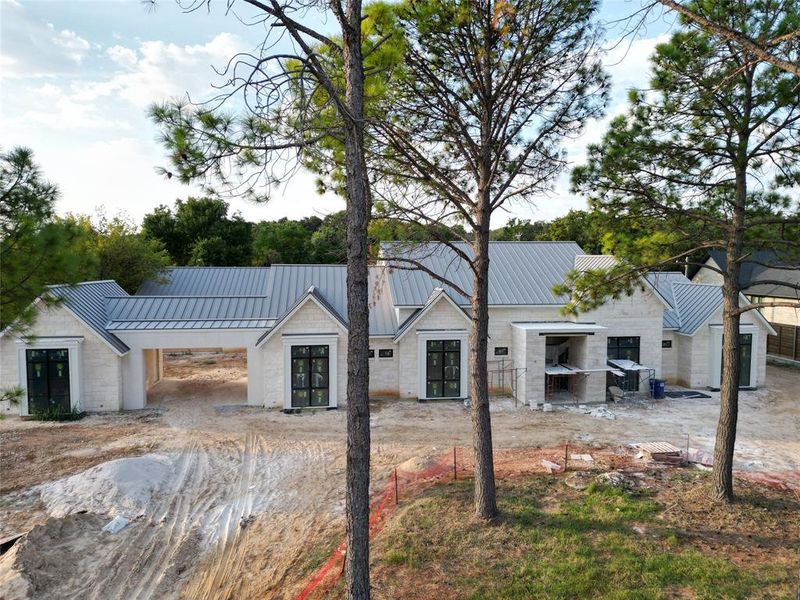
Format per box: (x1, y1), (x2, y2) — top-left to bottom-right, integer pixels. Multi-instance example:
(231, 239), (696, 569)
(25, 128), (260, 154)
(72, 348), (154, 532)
(0, 352), (798, 599)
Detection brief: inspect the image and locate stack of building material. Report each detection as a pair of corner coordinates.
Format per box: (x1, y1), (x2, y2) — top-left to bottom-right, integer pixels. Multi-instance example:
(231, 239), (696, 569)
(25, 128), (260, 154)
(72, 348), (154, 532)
(633, 442), (683, 465)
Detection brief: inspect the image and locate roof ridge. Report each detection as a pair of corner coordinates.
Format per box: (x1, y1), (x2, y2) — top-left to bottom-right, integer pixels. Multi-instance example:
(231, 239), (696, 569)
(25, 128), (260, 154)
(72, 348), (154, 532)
(118, 295), (271, 299)
(162, 266), (270, 270)
(48, 280), (120, 288)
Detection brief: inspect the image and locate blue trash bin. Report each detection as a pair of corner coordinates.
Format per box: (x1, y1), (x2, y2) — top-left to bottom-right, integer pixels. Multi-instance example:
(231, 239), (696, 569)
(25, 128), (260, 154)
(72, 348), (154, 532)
(653, 379), (666, 399)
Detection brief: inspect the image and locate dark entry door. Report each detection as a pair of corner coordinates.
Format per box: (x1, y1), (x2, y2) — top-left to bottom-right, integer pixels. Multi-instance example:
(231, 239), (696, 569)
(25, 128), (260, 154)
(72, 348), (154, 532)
(291, 345), (330, 407)
(721, 334), (752, 388)
(26, 349), (70, 413)
(426, 340), (461, 398)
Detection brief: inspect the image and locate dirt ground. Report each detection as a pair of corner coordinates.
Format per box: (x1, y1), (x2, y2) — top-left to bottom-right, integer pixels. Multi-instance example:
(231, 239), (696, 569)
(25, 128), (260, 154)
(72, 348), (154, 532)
(0, 352), (798, 599)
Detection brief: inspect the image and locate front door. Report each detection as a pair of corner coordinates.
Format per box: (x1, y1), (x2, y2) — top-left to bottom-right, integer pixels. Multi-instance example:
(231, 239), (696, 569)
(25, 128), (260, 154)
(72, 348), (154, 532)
(291, 345), (330, 407)
(26, 349), (70, 413)
(721, 334), (752, 388)
(426, 340), (461, 398)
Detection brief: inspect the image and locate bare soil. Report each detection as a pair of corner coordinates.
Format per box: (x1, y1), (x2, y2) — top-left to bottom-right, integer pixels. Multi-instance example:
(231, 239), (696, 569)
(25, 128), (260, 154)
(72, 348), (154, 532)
(0, 352), (797, 599)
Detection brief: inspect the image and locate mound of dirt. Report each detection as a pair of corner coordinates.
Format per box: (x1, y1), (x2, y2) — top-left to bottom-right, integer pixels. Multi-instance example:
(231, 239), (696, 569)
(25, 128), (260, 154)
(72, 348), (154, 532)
(36, 453), (174, 518)
(4, 513), (118, 599)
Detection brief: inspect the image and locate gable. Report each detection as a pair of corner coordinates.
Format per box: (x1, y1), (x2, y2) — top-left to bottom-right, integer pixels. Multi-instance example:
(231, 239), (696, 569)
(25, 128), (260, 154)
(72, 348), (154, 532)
(256, 293), (348, 347)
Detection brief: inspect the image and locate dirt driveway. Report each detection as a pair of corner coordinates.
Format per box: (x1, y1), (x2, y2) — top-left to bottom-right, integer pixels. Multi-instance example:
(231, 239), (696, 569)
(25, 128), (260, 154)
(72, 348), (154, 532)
(0, 354), (797, 599)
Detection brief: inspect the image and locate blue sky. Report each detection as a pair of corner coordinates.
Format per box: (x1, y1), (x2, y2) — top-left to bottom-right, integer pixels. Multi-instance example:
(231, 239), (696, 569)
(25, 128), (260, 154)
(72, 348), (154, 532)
(0, 0), (675, 225)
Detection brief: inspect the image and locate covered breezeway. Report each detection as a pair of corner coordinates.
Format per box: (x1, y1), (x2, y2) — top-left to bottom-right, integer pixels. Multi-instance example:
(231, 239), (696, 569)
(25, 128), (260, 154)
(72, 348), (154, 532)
(145, 349), (249, 409)
(113, 329), (266, 410)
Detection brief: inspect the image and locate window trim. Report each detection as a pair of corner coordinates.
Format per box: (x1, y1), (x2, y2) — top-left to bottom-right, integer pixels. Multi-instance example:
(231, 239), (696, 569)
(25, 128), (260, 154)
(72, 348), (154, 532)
(416, 330), (468, 400)
(607, 336), (641, 363)
(15, 337), (84, 416)
(282, 334), (338, 409)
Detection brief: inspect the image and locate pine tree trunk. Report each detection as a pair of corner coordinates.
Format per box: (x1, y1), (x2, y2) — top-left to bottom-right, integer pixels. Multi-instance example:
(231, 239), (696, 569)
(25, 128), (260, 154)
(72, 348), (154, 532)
(469, 211), (497, 520)
(712, 166), (746, 504)
(341, 0), (371, 595)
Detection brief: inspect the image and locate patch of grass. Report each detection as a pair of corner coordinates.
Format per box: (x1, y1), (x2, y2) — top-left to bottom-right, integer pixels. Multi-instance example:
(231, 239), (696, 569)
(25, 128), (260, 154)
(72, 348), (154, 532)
(201, 359), (217, 365)
(369, 473), (798, 600)
(28, 407), (86, 422)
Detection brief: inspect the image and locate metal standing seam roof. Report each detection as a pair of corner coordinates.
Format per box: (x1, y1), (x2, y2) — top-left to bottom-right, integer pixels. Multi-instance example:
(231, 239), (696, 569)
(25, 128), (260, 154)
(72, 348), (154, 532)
(136, 267), (271, 296)
(646, 272), (693, 330)
(105, 295), (274, 330)
(382, 241), (585, 307)
(671, 282), (723, 335)
(46, 281), (130, 354)
(126, 264), (397, 336)
(706, 249), (800, 300)
(574, 254), (618, 271)
(264, 265), (397, 336)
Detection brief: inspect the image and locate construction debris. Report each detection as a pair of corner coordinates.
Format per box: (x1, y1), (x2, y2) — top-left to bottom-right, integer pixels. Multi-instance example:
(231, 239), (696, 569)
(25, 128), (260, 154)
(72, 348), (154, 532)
(563, 405), (617, 420)
(633, 442), (683, 464)
(101, 515), (129, 534)
(541, 460), (563, 474)
(570, 453), (594, 463)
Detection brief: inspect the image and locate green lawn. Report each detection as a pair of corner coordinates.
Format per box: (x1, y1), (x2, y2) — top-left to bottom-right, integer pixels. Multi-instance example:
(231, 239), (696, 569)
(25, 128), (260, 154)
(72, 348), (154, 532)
(365, 473), (797, 600)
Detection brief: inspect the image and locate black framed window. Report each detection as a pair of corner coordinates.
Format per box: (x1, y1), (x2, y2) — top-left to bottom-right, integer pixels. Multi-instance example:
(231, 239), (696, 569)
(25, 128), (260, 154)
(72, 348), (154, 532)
(607, 337), (640, 363)
(26, 349), (70, 413)
(291, 345), (329, 407)
(494, 347), (509, 356)
(378, 349), (393, 358)
(426, 340), (461, 398)
(368, 349), (375, 358)
(662, 340), (672, 349)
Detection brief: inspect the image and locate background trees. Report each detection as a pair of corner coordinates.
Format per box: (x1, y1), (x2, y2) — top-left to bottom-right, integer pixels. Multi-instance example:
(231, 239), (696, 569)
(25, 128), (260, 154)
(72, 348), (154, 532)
(142, 197), (252, 266)
(568, 0), (800, 503)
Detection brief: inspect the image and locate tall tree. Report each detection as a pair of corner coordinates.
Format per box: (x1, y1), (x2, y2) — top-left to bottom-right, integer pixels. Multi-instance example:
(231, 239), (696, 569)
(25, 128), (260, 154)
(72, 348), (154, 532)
(149, 0), (374, 593)
(0, 148), (93, 331)
(568, 0), (800, 502)
(372, 0), (607, 518)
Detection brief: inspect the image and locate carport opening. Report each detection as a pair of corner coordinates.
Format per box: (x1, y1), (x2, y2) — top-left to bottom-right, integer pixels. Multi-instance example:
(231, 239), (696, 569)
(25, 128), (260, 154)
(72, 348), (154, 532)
(145, 348), (248, 407)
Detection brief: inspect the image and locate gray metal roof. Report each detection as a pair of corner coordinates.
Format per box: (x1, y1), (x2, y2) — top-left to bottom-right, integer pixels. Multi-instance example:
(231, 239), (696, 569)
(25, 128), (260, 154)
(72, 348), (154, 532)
(132, 265), (397, 336)
(706, 250), (800, 299)
(105, 295), (274, 330)
(382, 241), (584, 307)
(47, 281), (130, 354)
(137, 267), (270, 296)
(646, 272), (689, 329)
(574, 254), (617, 271)
(264, 265), (397, 336)
(671, 282), (723, 335)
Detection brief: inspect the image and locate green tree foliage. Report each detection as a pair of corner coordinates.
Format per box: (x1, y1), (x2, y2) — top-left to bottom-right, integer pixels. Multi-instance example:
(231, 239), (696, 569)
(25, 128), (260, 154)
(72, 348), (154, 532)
(142, 197), (253, 266)
(566, 0), (800, 502)
(0, 148), (92, 331)
(94, 216), (171, 293)
(308, 210), (349, 263)
(252, 218), (315, 265)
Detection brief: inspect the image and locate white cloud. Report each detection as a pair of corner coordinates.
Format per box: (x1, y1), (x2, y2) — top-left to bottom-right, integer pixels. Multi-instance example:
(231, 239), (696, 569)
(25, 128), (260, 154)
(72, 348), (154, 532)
(0, 3), (94, 78)
(50, 26), (91, 62)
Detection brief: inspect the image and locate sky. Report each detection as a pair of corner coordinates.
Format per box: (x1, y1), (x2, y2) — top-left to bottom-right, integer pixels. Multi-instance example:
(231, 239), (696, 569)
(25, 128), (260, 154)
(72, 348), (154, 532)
(0, 0), (676, 226)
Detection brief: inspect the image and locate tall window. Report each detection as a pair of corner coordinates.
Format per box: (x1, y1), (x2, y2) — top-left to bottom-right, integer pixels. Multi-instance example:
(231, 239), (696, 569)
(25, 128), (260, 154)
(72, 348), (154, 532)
(721, 333), (753, 388)
(607, 337), (640, 363)
(26, 349), (70, 413)
(291, 345), (329, 407)
(426, 340), (461, 398)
